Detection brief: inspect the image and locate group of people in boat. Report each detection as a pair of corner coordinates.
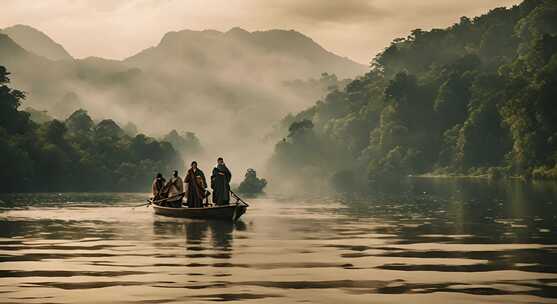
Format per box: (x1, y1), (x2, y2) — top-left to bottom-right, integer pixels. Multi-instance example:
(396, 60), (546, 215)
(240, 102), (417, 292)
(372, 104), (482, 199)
(152, 157), (232, 208)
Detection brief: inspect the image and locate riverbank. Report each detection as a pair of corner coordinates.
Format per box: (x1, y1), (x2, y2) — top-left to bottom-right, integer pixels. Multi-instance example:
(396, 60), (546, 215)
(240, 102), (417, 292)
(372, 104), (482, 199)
(410, 173), (528, 180)
(412, 167), (557, 181)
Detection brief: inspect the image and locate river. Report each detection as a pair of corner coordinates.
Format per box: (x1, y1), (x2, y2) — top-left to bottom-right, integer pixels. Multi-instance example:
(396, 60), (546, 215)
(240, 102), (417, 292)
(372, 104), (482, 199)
(0, 179), (556, 303)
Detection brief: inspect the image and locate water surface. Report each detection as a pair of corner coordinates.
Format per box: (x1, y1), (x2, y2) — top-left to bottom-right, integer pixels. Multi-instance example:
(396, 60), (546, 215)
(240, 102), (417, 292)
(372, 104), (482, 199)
(1, 179), (556, 303)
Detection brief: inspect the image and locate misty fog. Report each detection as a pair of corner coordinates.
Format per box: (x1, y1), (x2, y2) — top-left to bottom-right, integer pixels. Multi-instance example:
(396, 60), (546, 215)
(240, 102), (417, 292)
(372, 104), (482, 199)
(1, 26), (364, 188)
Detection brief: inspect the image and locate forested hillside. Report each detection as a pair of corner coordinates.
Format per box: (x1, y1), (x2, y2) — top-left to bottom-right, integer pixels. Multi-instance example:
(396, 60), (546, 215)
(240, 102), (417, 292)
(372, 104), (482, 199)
(269, 0), (557, 192)
(0, 27), (363, 139)
(0, 26), (363, 174)
(0, 66), (184, 192)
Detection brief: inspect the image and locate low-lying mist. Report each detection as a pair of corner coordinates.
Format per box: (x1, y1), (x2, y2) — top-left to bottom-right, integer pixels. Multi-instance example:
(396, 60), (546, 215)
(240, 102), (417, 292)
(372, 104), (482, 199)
(2, 27), (364, 189)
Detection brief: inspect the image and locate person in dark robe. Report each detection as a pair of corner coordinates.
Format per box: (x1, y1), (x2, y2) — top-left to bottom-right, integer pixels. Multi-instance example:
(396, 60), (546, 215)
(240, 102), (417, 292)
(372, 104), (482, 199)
(211, 157), (232, 205)
(185, 161), (207, 208)
(152, 173), (167, 200)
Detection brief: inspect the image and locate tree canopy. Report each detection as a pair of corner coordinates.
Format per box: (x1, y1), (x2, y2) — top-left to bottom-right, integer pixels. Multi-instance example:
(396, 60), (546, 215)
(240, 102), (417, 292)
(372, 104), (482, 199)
(237, 169), (267, 195)
(0, 66), (186, 192)
(269, 0), (557, 191)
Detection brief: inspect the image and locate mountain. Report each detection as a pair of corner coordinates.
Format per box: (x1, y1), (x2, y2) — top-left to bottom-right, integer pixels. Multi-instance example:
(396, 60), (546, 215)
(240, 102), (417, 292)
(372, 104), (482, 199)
(0, 32), (29, 59)
(0, 25), (367, 174)
(1, 24), (73, 61)
(0, 33), (71, 99)
(0, 33), (132, 120)
(124, 28), (366, 79)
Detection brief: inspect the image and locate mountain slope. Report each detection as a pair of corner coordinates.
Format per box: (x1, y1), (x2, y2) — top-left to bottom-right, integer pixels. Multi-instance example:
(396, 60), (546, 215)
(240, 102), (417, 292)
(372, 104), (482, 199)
(0, 33), (71, 97)
(0, 25), (367, 176)
(125, 28), (366, 79)
(268, 0), (557, 191)
(1, 24), (73, 61)
(0, 33), (127, 118)
(0, 33), (31, 60)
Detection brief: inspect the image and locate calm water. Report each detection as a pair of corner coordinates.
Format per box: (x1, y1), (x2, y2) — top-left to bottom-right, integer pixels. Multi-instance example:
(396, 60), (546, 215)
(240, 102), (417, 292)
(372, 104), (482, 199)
(1, 179), (556, 303)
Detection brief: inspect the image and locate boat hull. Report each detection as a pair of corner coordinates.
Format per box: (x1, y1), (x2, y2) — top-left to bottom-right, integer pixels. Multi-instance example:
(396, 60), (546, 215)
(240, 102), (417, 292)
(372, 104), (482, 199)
(152, 204), (247, 221)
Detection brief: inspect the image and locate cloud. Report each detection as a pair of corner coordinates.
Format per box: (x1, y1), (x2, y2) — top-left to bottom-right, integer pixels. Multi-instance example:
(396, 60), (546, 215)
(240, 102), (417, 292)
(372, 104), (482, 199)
(265, 0), (388, 24)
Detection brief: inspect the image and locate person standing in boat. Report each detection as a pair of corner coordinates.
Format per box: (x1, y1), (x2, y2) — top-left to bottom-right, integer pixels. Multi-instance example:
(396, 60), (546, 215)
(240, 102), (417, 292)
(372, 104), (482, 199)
(165, 170), (184, 207)
(211, 157), (231, 205)
(152, 173), (166, 200)
(185, 161), (207, 208)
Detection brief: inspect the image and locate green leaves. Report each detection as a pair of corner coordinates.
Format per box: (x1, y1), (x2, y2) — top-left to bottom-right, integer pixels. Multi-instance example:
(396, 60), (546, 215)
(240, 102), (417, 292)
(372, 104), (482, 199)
(0, 66), (184, 192)
(269, 0), (557, 189)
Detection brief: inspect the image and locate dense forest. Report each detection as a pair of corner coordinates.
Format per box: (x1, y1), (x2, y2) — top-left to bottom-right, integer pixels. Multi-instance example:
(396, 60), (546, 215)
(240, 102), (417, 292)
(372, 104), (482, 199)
(0, 65), (192, 192)
(2, 0), (555, 194)
(269, 0), (557, 192)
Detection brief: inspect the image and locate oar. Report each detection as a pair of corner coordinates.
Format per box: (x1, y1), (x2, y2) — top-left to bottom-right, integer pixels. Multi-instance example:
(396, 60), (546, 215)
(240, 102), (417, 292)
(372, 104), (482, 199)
(230, 190), (249, 207)
(151, 192), (185, 204)
(132, 192), (187, 210)
(132, 200), (152, 210)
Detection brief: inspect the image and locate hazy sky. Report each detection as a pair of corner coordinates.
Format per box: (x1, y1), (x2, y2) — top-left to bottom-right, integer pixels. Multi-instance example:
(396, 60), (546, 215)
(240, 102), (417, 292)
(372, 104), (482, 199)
(1, 0), (521, 64)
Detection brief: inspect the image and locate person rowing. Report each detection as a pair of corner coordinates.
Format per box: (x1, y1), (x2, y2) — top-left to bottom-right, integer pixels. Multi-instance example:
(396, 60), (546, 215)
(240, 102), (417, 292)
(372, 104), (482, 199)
(164, 170), (184, 207)
(152, 173), (167, 200)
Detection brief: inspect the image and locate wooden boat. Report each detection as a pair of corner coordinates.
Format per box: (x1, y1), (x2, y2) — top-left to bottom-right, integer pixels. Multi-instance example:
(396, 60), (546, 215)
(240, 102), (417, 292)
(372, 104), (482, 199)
(152, 203), (247, 220)
(149, 192), (248, 221)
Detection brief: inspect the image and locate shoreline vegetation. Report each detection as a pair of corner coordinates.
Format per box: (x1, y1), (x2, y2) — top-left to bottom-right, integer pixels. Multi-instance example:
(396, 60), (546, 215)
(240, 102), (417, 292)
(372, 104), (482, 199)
(415, 165), (557, 181)
(268, 0), (557, 191)
(0, 66), (201, 193)
(2, 1), (557, 194)
(412, 173), (525, 180)
(235, 168), (267, 197)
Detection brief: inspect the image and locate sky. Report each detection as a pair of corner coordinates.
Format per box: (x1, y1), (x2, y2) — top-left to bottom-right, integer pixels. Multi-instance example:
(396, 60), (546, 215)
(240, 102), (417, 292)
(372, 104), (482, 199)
(1, 0), (522, 64)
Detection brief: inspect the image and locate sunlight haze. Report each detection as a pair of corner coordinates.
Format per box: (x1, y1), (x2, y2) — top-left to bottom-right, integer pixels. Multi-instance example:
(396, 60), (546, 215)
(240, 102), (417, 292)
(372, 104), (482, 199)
(1, 0), (521, 63)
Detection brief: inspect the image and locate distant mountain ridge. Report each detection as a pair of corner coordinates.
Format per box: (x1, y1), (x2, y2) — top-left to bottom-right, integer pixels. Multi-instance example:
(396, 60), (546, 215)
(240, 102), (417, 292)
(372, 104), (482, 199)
(0, 25), (365, 78)
(0, 32), (30, 58)
(125, 27), (366, 79)
(0, 25), (367, 173)
(1, 24), (73, 61)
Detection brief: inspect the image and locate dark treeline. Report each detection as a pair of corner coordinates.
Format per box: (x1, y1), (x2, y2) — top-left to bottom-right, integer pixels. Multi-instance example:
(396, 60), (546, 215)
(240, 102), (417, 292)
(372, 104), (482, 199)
(269, 0), (557, 192)
(236, 169), (267, 196)
(0, 66), (188, 192)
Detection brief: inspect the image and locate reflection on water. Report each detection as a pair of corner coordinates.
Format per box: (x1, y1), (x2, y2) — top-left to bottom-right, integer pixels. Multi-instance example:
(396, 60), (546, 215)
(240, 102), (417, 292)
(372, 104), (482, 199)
(0, 179), (556, 303)
(153, 219), (245, 251)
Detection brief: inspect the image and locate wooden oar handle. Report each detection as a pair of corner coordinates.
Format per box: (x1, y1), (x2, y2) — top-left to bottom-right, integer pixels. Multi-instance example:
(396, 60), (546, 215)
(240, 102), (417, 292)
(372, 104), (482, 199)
(151, 192), (185, 204)
(230, 190), (249, 207)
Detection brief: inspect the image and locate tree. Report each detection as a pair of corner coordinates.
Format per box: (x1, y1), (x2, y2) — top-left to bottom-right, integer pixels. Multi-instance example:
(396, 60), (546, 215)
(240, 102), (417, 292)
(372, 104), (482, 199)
(41, 120), (67, 146)
(268, 0), (557, 190)
(0, 66), (30, 134)
(65, 109), (94, 134)
(0, 66), (186, 192)
(237, 169), (267, 195)
(95, 119), (124, 139)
